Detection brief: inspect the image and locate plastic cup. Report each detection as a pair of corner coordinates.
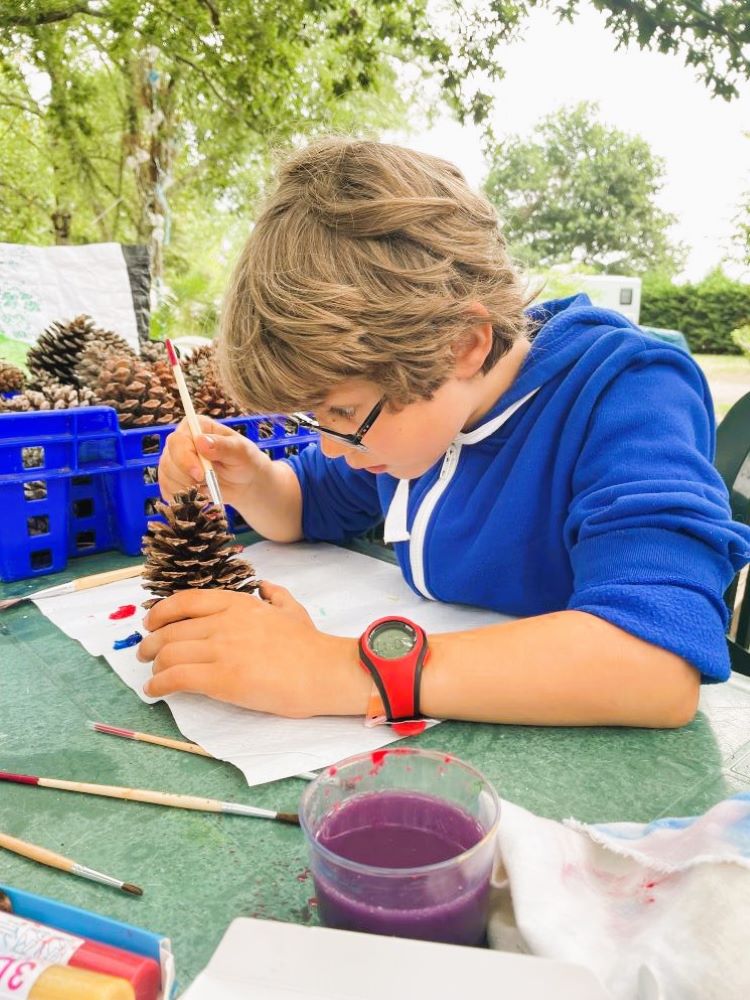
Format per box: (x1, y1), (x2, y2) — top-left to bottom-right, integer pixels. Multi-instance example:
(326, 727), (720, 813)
(299, 748), (500, 945)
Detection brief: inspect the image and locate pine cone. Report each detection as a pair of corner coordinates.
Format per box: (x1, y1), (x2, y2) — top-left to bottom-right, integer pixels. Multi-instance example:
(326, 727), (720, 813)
(182, 342), (242, 418)
(94, 354), (181, 428)
(193, 377), (242, 419)
(139, 339), (167, 364)
(141, 486), (258, 609)
(44, 381), (97, 410)
(0, 376), (95, 412)
(181, 343), (213, 390)
(27, 315), (98, 385)
(0, 359), (25, 393)
(0, 389), (52, 412)
(75, 331), (135, 388)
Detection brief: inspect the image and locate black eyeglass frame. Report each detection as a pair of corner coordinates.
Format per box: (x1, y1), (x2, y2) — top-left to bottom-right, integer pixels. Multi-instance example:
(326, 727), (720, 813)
(290, 396), (385, 453)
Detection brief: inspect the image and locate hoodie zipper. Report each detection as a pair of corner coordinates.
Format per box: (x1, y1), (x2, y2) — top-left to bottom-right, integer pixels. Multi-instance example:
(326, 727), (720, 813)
(406, 387), (541, 601)
(409, 442), (461, 599)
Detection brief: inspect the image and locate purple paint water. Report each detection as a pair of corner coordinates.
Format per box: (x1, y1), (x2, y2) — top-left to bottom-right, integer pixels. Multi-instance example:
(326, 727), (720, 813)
(313, 790), (491, 945)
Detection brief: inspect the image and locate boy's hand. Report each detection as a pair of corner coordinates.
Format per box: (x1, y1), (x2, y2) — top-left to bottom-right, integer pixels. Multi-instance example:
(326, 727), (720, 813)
(137, 583), (368, 717)
(158, 416), (268, 508)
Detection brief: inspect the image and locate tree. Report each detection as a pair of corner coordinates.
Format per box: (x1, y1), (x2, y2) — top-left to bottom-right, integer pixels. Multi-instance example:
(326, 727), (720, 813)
(483, 102), (686, 275)
(733, 136), (750, 272)
(0, 1), (747, 290)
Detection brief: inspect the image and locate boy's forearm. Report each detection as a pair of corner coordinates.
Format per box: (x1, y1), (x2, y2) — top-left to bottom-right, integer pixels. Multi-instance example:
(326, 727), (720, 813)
(420, 610), (700, 728)
(324, 609), (700, 727)
(230, 457), (304, 542)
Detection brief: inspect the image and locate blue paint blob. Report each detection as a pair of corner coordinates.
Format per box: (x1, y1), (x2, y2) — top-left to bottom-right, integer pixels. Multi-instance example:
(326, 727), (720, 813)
(113, 630), (143, 650)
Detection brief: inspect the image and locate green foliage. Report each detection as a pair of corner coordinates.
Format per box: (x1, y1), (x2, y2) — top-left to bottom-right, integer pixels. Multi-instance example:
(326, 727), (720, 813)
(731, 324), (750, 359)
(641, 270), (750, 354)
(483, 102), (685, 276)
(0, 1), (748, 335)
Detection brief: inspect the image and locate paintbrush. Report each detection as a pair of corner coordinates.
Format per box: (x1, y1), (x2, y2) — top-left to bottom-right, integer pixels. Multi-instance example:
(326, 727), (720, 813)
(86, 721), (319, 780)
(164, 339), (223, 508)
(87, 721), (212, 757)
(0, 564), (143, 612)
(0, 830), (142, 896)
(0, 771), (299, 825)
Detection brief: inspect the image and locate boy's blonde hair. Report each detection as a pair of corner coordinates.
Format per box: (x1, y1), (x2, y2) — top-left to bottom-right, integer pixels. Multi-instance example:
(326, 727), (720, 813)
(218, 137), (531, 413)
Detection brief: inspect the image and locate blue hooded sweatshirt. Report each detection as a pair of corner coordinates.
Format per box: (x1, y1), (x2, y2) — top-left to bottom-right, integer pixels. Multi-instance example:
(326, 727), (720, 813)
(285, 295), (750, 683)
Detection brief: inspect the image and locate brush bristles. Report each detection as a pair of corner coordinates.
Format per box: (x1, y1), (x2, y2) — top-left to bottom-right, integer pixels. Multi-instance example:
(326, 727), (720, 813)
(122, 882), (143, 896)
(276, 812), (300, 826)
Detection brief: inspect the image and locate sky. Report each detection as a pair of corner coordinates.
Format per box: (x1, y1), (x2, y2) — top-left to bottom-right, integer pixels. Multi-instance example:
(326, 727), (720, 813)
(388, 3), (750, 283)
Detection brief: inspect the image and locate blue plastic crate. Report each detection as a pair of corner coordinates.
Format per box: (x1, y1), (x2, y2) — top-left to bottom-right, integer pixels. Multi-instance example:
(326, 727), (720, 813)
(0, 407), (317, 582)
(113, 413), (317, 555)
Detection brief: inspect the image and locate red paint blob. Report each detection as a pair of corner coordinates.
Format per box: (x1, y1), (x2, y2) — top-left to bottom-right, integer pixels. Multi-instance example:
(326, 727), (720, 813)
(393, 720), (427, 737)
(328, 765), (337, 776)
(371, 749), (388, 766)
(109, 604), (136, 620)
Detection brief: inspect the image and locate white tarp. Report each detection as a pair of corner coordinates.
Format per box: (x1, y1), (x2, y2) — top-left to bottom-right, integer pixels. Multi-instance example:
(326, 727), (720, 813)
(0, 242), (140, 349)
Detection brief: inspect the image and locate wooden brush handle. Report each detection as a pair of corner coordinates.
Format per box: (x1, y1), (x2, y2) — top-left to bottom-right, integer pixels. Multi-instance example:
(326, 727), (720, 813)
(0, 831), (72, 873)
(73, 565), (143, 592)
(43, 778), (223, 812)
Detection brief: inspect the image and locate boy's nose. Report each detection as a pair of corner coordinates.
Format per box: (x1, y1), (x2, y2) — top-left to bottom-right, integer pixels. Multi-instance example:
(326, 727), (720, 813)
(319, 435), (353, 461)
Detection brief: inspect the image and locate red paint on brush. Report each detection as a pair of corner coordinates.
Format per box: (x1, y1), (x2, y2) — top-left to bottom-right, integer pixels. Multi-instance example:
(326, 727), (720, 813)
(165, 338), (178, 366)
(93, 723), (135, 739)
(109, 604), (136, 620)
(0, 771), (40, 785)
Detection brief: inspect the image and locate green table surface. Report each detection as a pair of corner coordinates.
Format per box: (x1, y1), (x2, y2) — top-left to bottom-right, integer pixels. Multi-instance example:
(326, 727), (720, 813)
(3, 546), (750, 992)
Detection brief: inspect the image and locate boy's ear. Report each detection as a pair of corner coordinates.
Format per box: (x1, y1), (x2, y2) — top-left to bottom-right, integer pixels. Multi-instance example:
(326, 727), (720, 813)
(452, 304), (493, 379)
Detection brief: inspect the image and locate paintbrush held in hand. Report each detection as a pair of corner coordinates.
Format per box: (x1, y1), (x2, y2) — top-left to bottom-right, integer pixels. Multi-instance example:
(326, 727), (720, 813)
(140, 487), (258, 610)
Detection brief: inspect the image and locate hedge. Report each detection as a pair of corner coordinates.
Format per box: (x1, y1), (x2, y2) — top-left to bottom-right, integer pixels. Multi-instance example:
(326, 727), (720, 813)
(640, 271), (750, 354)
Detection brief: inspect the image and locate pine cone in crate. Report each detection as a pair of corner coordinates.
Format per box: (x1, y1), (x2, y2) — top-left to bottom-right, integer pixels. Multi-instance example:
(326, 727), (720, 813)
(139, 340), (167, 364)
(0, 389), (52, 412)
(45, 381), (97, 410)
(75, 331), (135, 388)
(0, 378), (95, 412)
(0, 359), (25, 393)
(94, 354), (181, 427)
(182, 343), (214, 392)
(141, 486), (258, 609)
(26, 315), (98, 386)
(183, 342), (242, 418)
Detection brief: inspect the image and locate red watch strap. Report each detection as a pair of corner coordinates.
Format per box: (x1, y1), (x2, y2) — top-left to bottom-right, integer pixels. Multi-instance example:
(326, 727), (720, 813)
(358, 618), (429, 722)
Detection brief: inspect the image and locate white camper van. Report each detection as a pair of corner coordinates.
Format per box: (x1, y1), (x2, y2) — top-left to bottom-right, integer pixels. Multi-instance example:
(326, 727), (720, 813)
(576, 274), (642, 324)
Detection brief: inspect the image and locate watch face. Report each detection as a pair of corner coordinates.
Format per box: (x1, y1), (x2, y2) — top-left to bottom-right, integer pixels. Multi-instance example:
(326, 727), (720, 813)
(369, 621), (417, 660)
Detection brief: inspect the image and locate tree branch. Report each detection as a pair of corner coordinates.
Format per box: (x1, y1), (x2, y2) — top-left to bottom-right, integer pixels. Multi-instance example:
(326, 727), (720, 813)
(0, 3), (108, 29)
(172, 53), (239, 111)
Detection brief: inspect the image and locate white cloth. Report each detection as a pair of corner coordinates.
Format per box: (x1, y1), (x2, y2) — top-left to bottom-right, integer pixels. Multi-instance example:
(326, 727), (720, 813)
(489, 794), (750, 999)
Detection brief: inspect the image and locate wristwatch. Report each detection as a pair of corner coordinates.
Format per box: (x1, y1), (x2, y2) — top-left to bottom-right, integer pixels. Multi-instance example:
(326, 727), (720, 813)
(358, 616), (429, 723)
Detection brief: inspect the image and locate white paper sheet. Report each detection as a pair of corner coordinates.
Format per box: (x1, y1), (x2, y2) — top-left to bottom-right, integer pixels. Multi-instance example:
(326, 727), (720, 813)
(35, 542), (509, 787)
(180, 918), (613, 1000)
(0, 242), (139, 349)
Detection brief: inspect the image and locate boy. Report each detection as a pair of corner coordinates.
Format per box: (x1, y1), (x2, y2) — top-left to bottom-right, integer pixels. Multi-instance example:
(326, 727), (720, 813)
(138, 137), (750, 728)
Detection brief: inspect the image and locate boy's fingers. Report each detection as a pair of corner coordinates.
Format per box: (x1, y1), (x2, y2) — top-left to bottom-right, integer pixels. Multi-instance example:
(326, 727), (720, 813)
(143, 590), (234, 630)
(152, 640), (215, 673)
(196, 430), (250, 465)
(258, 581), (294, 608)
(144, 664), (201, 698)
(137, 617), (212, 661)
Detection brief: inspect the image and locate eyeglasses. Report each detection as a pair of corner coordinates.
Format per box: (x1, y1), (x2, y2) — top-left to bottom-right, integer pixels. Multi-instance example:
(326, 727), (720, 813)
(290, 396), (385, 453)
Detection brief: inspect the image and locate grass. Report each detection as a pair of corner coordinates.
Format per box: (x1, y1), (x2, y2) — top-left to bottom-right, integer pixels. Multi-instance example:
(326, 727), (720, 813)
(0, 335), (30, 370)
(693, 354), (750, 419)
